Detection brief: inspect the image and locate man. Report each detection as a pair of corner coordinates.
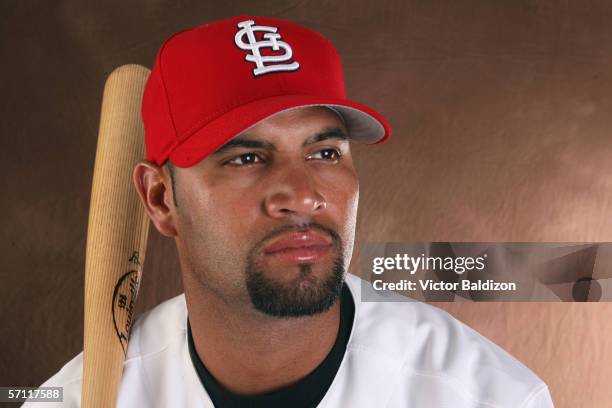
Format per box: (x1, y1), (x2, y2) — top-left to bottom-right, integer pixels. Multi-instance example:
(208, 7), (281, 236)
(34, 16), (554, 407)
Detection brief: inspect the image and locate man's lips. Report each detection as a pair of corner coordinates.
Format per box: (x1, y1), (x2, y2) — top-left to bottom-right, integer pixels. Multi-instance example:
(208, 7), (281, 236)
(262, 230), (333, 264)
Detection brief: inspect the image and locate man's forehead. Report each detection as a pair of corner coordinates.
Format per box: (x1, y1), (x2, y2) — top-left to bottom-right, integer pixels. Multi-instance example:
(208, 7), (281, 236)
(212, 107), (348, 153)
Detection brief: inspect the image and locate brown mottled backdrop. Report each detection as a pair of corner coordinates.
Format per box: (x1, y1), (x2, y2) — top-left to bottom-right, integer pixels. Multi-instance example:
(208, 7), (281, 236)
(1, 1), (611, 407)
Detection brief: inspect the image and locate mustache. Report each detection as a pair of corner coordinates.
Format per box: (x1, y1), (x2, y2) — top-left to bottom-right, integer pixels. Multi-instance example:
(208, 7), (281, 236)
(255, 221), (342, 250)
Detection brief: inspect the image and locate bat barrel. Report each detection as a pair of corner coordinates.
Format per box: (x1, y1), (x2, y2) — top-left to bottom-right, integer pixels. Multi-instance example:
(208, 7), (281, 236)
(82, 64), (151, 407)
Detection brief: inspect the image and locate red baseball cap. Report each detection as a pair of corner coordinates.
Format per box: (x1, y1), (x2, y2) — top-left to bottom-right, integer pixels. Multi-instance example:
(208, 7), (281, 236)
(142, 15), (391, 168)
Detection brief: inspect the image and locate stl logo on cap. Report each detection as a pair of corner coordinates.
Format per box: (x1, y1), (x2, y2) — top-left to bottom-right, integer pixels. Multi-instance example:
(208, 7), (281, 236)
(234, 19), (300, 76)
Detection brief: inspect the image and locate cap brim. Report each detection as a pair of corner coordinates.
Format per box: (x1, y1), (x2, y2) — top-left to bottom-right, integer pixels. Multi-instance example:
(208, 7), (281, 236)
(169, 94), (391, 168)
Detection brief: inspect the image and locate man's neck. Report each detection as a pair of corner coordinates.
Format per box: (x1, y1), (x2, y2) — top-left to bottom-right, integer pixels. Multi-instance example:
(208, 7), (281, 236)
(183, 282), (342, 396)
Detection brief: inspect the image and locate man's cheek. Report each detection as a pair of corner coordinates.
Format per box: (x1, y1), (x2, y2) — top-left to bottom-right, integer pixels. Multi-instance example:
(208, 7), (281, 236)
(336, 187), (359, 223)
(210, 190), (256, 217)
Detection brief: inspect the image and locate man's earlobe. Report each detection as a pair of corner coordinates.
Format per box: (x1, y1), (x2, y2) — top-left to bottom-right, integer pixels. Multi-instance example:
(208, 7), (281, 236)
(133, 161), (178, 237)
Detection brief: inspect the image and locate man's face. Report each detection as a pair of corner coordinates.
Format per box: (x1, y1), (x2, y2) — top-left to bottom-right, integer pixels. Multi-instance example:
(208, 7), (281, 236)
(172, 106), (359, 317)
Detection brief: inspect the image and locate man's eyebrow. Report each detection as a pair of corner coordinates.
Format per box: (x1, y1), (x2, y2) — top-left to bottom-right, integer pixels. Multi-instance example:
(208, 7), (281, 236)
(212, 127), (348, 155)
(211, 138), (275, 155)
(303, 127), (348, 146)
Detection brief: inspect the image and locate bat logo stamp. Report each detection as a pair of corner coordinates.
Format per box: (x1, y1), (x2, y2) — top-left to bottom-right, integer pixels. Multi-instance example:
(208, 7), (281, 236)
(112, 251), (142, 355)
(234, 19), (300, 76)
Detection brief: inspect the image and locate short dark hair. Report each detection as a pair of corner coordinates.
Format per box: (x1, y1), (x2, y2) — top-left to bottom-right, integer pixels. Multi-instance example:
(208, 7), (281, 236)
(164, 161), (179, 207)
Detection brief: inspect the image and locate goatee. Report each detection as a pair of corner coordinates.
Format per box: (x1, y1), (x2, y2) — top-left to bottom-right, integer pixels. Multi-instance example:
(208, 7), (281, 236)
(245, 223), (345, 317)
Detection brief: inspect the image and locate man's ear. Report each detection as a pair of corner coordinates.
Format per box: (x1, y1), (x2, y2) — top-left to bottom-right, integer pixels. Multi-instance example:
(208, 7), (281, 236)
(133, 160), (178, 237)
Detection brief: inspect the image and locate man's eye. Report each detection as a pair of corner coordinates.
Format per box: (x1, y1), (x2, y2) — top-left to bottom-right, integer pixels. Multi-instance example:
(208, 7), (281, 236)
(308, 148), (341, 161)
(225, 153), (263, 166)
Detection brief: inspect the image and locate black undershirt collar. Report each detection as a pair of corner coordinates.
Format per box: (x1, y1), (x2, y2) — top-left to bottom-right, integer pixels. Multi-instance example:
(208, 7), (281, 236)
(187, 284), (355, 408)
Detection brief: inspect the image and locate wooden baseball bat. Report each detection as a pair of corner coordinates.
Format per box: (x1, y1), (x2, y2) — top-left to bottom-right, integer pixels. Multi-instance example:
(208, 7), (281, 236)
(81, 64), (151, 407)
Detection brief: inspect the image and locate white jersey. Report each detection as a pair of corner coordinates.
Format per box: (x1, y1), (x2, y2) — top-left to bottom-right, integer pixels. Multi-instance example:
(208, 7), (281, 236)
(29, 273), (554, 407)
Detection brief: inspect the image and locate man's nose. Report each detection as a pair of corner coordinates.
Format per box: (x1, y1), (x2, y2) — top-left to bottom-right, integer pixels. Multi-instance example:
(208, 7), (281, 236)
(263, 163), (327, 219)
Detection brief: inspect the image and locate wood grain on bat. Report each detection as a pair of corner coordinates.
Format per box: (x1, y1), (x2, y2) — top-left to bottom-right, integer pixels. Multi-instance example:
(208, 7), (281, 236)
(82, 64), (151, 407)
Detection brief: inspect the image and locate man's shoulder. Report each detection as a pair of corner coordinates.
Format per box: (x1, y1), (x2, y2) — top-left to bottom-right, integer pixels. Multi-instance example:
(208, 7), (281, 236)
(26, 294), (188, 407)
(342, 273), (553, 407)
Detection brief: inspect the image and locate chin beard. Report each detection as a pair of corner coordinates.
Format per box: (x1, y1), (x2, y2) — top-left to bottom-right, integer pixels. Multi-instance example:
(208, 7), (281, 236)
(245, 257), (345, 318)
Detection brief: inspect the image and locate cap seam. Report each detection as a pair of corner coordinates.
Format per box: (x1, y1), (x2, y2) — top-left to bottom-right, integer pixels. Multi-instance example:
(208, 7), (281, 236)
(156, 28), (192, 163)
